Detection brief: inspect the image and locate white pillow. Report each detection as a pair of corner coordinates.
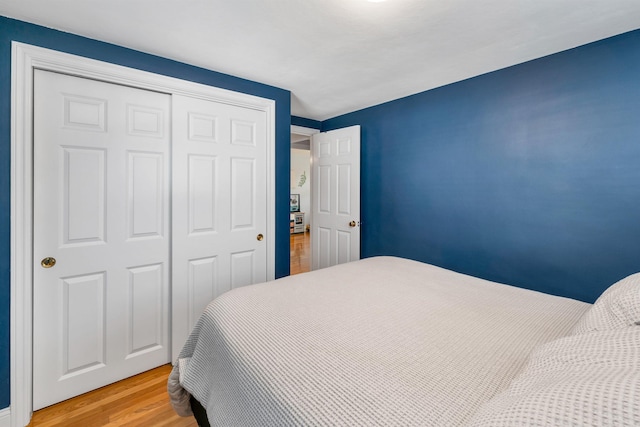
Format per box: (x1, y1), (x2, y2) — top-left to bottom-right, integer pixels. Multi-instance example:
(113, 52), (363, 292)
(467, 327), (640, 427)
(571, 272), (640, 335)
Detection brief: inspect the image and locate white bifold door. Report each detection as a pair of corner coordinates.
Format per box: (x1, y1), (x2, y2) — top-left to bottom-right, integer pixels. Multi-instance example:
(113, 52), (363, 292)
(32, 70), (269, 409)
(311, 125), (361, 270)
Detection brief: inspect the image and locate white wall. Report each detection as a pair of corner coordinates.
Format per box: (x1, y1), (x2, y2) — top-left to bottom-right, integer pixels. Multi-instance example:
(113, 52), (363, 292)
(291, 148), (311, 230)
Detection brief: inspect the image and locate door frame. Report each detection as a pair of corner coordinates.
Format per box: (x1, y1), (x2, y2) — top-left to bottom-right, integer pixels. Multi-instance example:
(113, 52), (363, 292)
(10, 42), (276, 426)
(290, 125), (319, 268)
(291, 125), (320, 138)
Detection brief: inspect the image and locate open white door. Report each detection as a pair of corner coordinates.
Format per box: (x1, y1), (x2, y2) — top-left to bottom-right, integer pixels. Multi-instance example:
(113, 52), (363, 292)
(311, 125), (360, 270)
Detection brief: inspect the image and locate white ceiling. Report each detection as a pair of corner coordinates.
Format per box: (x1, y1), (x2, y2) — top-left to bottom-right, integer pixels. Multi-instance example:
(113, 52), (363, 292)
(2, 0), (640, 121)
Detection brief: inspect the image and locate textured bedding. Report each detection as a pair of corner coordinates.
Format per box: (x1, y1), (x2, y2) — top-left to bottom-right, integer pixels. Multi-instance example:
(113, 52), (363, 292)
(467, 327), (640, 426)
(169, 256), (589, 426)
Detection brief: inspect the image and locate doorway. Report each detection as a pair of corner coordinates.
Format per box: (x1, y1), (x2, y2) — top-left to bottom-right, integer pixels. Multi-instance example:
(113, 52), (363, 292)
(290, 126), (317, 275)
(289, 124), (361, 274)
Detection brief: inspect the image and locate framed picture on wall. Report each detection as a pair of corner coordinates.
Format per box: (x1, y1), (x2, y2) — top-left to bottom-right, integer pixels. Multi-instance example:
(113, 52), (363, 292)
(290, 194), (300, 212)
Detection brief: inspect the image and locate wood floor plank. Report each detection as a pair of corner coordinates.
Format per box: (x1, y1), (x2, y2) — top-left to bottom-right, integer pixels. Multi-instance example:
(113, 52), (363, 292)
(30, 375), (168, 425)
(28, 364), (196, 427)
(290, 230), (310, 275)
(107, 386), (170, 425)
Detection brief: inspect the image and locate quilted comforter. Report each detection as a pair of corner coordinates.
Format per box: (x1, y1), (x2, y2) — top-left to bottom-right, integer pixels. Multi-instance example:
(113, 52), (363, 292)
(168, 256), (589, 426)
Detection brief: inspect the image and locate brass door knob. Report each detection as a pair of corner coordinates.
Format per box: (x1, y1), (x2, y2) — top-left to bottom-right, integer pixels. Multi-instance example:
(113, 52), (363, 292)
(41, 257), (56, 268)
(257, 234), (264, 241)
(349, 221), (357, 227)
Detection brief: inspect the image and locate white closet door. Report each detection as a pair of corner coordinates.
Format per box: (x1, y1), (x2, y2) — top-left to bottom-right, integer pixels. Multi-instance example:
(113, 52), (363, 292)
(311, 125), (361, 270)
(172, 95), (268, 357)
(33, 70), (171, 409)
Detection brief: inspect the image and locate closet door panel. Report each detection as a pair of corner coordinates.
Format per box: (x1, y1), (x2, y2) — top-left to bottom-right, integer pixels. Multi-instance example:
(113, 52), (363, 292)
(33, 70), (171, 409)
(172, 95), (268, 357)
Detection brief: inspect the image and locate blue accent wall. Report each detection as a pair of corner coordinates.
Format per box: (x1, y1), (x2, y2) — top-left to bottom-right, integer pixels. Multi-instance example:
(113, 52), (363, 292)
(291, 115), (321, 129)
(323, 29), (640, 305)
(0, 16), (291, 408)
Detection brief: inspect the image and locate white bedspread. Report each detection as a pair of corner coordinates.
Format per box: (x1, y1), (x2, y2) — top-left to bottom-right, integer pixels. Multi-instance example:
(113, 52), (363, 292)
(169, 256), (589, 426)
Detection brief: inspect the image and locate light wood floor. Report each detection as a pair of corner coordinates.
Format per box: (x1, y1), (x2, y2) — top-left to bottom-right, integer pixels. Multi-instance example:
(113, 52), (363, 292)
(28, 364), (196, 427)
(290, 230), (310, 275)
(29, 234), (310, 426)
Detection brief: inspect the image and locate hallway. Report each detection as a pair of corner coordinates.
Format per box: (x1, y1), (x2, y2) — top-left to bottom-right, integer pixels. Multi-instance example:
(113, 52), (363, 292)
(290, 231), (310, 275)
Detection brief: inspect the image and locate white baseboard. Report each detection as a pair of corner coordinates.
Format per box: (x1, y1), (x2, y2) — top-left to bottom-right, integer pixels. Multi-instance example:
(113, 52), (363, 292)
(0, 407), (10, 427)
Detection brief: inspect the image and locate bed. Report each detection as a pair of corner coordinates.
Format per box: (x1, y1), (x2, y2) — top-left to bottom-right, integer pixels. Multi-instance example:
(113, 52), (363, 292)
(168, 256), (640, 426)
